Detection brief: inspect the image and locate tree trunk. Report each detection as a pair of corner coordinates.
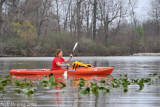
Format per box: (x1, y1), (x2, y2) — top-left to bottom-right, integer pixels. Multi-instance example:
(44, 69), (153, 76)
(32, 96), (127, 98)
(86, 3), (89, 36)
(56, 0), (60, 33)
(0, 4), (2, 37)
(76, 0), (82, 39)
(0, 0), (6, 37)
(92, 0), (97, 40)
(64, 0), (71, 31)
(104, 16), (109, 45)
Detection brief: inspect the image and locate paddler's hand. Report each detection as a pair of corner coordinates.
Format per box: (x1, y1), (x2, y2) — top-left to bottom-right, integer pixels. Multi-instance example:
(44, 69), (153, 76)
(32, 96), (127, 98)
(70, 54), (73, 57)
(66, 64), (70, 70)
(65, 64), (70, 67)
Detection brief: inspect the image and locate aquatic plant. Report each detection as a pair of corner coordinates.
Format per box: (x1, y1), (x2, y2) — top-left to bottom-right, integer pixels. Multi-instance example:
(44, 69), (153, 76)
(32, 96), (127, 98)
(14, 87), (37, 97)
(0, 75), (12, 93)
(14, 78), (32, 88)
(1, 73), (160, 97)
(4, 75), (10, 78)
(38, 75), (66, 89)
(78, 73), (159, 96)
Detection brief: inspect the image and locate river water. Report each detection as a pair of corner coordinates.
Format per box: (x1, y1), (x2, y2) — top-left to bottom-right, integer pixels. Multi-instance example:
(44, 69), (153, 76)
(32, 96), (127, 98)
(0, 56), (160, 107)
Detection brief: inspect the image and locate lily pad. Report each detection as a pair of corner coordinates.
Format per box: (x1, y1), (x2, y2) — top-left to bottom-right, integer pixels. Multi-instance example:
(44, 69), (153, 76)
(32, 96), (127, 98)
(59, 82), (66, 89)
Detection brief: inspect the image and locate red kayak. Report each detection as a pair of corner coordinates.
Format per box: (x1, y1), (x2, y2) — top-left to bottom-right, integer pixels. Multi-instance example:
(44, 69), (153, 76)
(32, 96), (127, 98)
(10, 67), (113, 76)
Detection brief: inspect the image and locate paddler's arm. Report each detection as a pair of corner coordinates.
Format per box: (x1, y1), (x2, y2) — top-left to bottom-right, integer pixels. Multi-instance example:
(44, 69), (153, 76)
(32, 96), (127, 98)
(56, 62), (70, 67)
(64, 54), (73, 63)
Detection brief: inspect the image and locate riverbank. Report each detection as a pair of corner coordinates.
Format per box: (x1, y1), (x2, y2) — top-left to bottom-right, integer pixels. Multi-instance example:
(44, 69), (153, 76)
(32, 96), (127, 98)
(133, 53), (160, 56)
(1, 53), (160, 57)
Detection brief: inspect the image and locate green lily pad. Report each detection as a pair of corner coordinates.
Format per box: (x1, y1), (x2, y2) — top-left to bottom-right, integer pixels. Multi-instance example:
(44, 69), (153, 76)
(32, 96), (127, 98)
(106, 74), (111, 79)
(4, 75), (10, 78)
(51, 82), (58, 86)
(14, 80), (21, 86)
(100, 78), (105, 83)
(14, 89), (22, 94)
(144, 78), (151, 83)
(59, 82), (66, 88)
(49, 76), (55, 83)
(85, 87), (90, 92)
(80, 90), (89, 95)
(0, 85), (4, 91)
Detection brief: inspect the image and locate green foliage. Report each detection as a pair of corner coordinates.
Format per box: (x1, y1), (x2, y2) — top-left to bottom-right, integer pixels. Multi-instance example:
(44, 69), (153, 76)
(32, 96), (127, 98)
(4, 75), (10, 78)
(11, 20), (37, 55)
(59, 82), (66, 89)
(0, 85), (4, 92)
(38, 75), (66, 88)
(49, 76), (55, 83)
(11, 20), (37, 40)
(136, 26), (144, 37)
(77, 78), (87, 88)
(14, 79), (32, 88)
(100, 78), (106, 83)
(77, 73), (160, 96)
(0, 78), (11, 86)
(3, 38), (27, 55)
(0, 72), (160, 97)
(14, 88), (36, 97)
(78, 38), (107, 56)
(106, 74), (111, 79)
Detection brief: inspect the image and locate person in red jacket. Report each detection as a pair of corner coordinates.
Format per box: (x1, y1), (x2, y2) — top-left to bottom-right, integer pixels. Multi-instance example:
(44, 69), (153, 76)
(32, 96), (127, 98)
(52, 49), (73, 70)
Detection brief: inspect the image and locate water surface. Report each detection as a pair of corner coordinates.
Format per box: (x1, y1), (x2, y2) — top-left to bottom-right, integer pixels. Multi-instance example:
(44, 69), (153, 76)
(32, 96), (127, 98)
(0, 56), (160, 107)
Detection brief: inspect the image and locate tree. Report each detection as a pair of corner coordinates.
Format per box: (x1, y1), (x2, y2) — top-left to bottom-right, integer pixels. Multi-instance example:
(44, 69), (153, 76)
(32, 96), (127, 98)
(97, 0), (127, 45)
(11, 20), (37, 55)
(128, 0), (139, 53)
(92, 0), (97, 40)
(76, 0), (83, 39)
(150, 0), (160, 36)
(0, 0), (6, 37)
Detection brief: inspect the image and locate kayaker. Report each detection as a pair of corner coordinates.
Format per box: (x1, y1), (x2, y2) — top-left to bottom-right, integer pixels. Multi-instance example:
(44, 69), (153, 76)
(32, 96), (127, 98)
(52, 49), (73, 70)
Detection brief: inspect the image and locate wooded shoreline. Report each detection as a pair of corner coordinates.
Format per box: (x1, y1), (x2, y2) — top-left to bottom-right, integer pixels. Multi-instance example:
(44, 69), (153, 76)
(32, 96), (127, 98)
(1, 53), (160, 57)
(0, 0), (160, 57)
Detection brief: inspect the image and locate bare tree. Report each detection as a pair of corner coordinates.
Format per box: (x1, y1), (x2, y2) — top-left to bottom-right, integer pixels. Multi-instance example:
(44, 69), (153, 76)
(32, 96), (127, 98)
(0, 0), (6, 37)
(63, 0), (71, 31)
(97, 0), (127, 45)
(150, 0), (160, 36)
(92, 0), (97, 40)
(76, 0), (83, 39)
(128, 0), (139, 53)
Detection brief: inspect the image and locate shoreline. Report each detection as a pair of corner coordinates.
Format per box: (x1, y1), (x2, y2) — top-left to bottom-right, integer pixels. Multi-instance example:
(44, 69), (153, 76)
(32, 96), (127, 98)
(1, 53), (160, 57)
(132, 53), (160, 56)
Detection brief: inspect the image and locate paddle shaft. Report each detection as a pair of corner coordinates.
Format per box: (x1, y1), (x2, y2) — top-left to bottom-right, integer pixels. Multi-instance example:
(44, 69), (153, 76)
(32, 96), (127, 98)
(67, 42), (78, 69)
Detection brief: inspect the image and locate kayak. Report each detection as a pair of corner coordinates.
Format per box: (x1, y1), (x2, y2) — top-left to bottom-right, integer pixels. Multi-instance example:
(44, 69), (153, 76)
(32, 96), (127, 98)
(10, 67), (113, 76)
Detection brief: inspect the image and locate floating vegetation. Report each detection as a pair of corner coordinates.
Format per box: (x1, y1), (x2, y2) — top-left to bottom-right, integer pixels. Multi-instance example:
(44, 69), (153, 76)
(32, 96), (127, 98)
(13, 78), (35, 97)
(1, 73), (160, 97)
(0, 75), (12, 92)
(14, 79), (32, 88)
(38, 75), (66, 88)
(14, 87), (37, 97)
(77, 73), (160, 96)
(4, 75), (10, 78)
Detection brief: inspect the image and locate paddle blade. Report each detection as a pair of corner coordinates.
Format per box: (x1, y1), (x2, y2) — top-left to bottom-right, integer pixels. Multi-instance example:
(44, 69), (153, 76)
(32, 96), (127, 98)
(63, 71), (67, 79)
(72, 42), (78, 53)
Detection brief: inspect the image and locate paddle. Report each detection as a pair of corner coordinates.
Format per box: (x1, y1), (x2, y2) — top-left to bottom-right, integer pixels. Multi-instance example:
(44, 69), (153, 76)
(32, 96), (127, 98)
(63, 42), (78, 79)
(69, 42), (78, 61)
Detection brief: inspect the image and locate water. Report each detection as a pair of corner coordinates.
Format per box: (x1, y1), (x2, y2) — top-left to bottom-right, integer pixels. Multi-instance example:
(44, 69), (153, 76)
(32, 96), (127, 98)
(0, 56), (160, 107)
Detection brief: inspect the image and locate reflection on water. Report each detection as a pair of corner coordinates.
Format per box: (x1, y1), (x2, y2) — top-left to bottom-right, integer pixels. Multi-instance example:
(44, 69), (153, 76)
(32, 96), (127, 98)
(0, 56), (160, 107)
